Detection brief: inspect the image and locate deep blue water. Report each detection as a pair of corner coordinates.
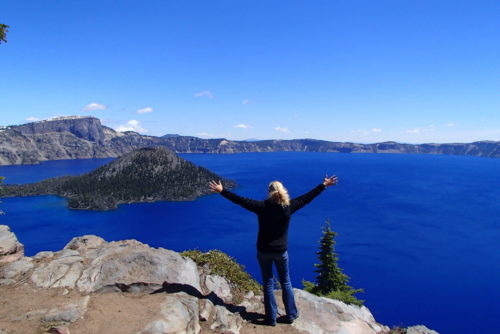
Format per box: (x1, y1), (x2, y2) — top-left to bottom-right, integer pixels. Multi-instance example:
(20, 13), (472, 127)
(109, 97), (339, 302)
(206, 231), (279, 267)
(1, 153), (499, 334)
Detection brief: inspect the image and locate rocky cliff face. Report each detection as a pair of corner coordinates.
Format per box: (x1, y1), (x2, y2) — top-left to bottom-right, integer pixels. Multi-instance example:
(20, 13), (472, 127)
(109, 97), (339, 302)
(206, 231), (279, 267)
(0, 225), (439, 334)
(1, 116), (498, 166)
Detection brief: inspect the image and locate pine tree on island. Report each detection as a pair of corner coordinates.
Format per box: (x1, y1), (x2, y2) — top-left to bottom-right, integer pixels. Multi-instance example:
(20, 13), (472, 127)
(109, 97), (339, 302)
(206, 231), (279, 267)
(303, 219), (364, 306)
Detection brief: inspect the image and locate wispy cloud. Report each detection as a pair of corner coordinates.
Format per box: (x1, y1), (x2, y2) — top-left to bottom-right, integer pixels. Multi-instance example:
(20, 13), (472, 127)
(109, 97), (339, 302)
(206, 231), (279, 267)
(444, 123), (455, 127)
(137, 107), (153, 114)
(274, 126), (289, 133)
(194, 90), (214, 99)
(116, 120), (147, 133)
(234, 124), (251, 129)
(406, 124), (436, 134)
(82, 102), (107, 111)
(242, 99), (255, 105)
(26, 117), (40, 122)
(352, 128), (383, 135)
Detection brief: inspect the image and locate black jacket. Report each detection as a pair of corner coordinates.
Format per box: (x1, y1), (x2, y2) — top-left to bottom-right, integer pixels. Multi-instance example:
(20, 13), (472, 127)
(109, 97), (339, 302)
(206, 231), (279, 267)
(220, 184), (326, 253)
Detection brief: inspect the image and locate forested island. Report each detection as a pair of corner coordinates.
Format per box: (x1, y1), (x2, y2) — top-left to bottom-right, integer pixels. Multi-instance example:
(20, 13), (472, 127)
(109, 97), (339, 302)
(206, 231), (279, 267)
(0, 116), (498, 165)
(0, 147), (234, 210)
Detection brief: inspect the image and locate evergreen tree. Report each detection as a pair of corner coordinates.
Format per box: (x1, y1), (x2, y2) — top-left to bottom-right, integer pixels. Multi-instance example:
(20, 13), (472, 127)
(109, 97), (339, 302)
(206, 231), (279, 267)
(303, 219), (364, 306)
(0, 24), (9, 44)
(314, 218), (350, 293)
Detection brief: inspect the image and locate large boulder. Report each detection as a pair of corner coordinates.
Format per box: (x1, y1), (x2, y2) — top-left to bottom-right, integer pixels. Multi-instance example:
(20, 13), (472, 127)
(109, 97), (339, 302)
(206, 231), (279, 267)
(277, 289), (388, 334)
(138, 292), (200, 334)
(76, 239), (200, 293)
(0, 225), (24, 263)
(26, 237), (200, 293)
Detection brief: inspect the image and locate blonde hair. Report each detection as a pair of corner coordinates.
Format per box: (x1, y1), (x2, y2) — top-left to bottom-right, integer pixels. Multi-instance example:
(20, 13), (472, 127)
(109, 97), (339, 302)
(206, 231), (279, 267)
(267, 181), (290, 206)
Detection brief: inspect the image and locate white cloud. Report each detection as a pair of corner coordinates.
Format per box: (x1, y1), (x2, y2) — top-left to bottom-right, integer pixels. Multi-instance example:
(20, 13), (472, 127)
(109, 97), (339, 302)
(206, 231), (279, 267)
(234, 124), (250, 129)
(242, 99), (255, 105)
(137, 107), (153, 114)
(82, 102), (107, 111)
(444, 123), (455, 127)
(116, 120), (148, 133)
(406, 125), (436, 134)
(274, 126), (289, 133)
(352, 128), (383, 135)
(194, 90), (214, 99)
(26, 117), (40, 122)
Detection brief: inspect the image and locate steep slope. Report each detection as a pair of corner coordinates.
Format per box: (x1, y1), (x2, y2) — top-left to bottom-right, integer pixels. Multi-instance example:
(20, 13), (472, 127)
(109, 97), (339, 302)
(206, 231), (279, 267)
(0, 147), (234, 210)
(0, 116), (499, 165)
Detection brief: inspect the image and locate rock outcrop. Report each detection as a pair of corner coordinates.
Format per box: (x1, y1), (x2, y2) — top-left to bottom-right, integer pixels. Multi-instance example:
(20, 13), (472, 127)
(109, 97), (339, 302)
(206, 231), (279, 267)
(0, 225), (439, 334)
(0, 116), (498, 165)
(0, 225), (24, 264)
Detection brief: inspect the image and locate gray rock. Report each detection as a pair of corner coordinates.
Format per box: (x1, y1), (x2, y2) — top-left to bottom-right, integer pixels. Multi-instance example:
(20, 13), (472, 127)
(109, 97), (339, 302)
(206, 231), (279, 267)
(205, 274), (233, 303)
(52, 262), (84, 288)
(0, 225), (24, 263)
(53, 255), (84, 265)
(76, 240), (200, 293)
(42, 295), (90, 323)
(210, 305), (243, 334)
(0, 279), (16, 286)
(276, 289), (388, 334)
(59, 249), (80, 258)
(31, 262), (71, 288)
(30, 249), (85, 288)
(138, 292), (200, 334)
(64, 235), (105, 252)
(0, 258), (34, 279)
(407, 325), (440, 334)
(199, 299), (215, 322)
(34, 251), (55, 260)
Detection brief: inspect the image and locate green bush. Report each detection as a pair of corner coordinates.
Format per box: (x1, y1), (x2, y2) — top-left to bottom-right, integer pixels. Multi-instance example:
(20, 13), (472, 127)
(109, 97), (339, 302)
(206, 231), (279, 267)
(303, 280), (364, 306)
(181, 249), (261, 303)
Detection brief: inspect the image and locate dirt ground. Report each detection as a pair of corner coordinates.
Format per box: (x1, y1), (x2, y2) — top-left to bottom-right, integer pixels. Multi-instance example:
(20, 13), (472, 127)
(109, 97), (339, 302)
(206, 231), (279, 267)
(0, 284), (306, 334)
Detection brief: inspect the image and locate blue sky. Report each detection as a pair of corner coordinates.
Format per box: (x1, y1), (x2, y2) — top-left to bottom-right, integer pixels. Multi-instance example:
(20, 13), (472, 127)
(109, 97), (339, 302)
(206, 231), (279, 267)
(1, 0), (499, 143)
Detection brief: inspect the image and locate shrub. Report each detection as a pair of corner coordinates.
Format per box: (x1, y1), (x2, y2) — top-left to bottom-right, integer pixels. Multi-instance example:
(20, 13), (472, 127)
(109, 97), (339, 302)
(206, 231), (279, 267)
(181, 249), (261, 303)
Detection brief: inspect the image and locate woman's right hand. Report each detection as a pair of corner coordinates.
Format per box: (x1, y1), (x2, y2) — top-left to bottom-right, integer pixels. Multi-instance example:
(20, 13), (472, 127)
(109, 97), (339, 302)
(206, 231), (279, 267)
(323, 175), (338, 187)
(209, 180), (224, 193)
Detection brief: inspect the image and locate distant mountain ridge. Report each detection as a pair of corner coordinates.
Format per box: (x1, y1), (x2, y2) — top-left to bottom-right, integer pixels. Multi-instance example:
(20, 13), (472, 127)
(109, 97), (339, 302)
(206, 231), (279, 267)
(0, 116), (498, 165)
(0, 147), (235, 210)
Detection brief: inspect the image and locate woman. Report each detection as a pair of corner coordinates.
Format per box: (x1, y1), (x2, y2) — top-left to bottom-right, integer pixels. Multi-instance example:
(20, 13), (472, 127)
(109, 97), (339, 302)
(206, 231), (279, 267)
(209, 175), (338, 326)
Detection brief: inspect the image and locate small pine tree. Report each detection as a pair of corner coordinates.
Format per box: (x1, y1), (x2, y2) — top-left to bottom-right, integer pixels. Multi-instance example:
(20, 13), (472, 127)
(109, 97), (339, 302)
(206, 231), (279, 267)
(314, 218), (350, 293)
(303, 219), (364, 306)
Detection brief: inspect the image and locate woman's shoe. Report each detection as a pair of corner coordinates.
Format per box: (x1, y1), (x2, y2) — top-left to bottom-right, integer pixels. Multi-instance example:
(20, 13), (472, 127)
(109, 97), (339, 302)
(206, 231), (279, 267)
(284, 315), (298, 324)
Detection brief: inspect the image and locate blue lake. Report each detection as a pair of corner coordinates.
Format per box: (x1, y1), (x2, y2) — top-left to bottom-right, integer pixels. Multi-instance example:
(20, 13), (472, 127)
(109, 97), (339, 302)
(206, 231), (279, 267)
(1, 152), (499, 334)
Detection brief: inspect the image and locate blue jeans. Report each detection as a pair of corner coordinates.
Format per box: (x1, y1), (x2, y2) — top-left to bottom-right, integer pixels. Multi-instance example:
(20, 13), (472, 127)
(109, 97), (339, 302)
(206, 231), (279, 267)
(257, 250), (298, 323)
